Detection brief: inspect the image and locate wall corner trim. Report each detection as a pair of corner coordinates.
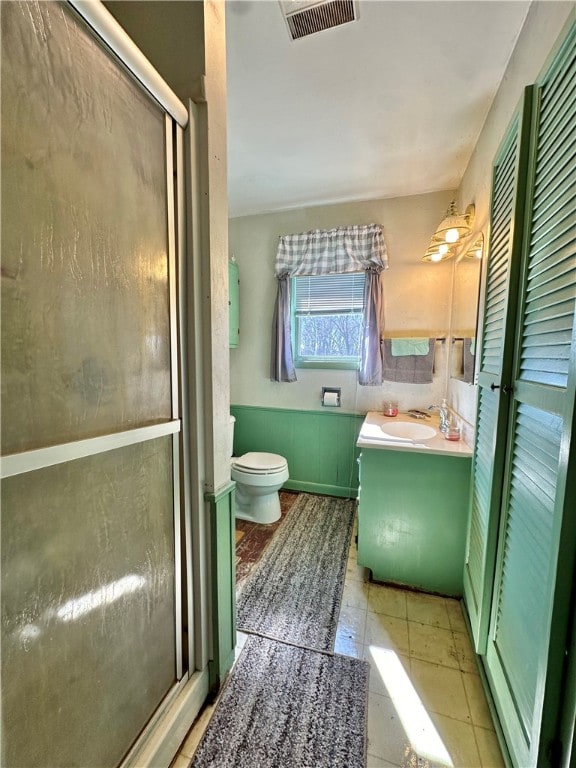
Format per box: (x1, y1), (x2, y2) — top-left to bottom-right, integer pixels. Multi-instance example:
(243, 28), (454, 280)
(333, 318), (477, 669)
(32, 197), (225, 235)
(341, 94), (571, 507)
(204, 481), (236, 504)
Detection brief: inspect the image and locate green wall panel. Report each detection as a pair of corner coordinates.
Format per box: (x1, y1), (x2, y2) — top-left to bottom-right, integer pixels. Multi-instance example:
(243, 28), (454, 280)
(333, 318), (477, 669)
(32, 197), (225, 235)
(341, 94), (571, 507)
(205, 483), (236, 691)
(231, 405), (364, 498)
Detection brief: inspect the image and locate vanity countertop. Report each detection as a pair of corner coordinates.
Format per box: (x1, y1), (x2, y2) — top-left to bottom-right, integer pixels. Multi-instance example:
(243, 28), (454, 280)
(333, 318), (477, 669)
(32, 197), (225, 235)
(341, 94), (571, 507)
(356, 411), (473, 458)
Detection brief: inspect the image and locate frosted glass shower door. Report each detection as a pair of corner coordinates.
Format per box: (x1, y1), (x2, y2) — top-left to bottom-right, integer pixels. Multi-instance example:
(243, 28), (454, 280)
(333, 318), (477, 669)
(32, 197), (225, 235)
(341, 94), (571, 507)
(1, 3), (185, 766)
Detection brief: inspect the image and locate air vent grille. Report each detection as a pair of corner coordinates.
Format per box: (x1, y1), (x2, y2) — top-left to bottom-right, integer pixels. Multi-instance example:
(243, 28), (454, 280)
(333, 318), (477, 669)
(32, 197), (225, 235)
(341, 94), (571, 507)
(285, 0), (356, 41)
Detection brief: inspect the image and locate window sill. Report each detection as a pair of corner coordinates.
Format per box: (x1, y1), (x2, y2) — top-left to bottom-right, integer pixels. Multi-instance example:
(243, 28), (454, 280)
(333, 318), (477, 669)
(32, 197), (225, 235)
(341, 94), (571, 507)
(295, 360), (360, 371)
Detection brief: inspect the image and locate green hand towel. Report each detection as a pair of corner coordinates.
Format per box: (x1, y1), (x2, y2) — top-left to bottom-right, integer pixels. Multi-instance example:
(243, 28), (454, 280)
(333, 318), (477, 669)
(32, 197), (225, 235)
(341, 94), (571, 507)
(390, 337), (430, 357)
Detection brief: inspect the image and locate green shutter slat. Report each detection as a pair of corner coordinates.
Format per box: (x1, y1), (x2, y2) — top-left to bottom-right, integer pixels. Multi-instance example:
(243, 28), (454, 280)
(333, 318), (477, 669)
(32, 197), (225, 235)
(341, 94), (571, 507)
(521, 344), (571, 363)
(535, 114), (575, 172)
(486, 269), (509, 295)
(492, 143), (517, 183)
(488, 229), (513, 262)
(509, 442), (558, 500)
(529, 231), (575, 275)
(525, 285), (576, 316)
(484, 275), (508, 305)
(523, 314), (573, 336)
(487, 232), (512, 265)
(484, 296), (507, 323)
(526, 275), (575, 315)
(467, 387), (499, 603)
(490, 188), (516, 231)
(518, 44), (576, 390)
(527, 252), (576, 295)
(531, 194), (576, 247)
(538, 50), (575, 121)
(520, 351), (571, 368)
(491, 404), (562, 737)
(533, 143), (575, 210)
(491, 177), (516, 225)
(538, 75), (576, 146)
(479, 126), (518, 374)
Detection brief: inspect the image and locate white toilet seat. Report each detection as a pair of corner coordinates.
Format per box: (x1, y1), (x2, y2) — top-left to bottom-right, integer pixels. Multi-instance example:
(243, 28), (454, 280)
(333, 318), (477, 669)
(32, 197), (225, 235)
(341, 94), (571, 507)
(232, 452), (288, 475)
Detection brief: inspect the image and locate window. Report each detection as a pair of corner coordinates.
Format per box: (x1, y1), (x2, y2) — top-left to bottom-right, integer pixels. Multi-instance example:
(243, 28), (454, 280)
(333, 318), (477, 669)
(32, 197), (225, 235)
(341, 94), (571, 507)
(292, 272), (365, 368)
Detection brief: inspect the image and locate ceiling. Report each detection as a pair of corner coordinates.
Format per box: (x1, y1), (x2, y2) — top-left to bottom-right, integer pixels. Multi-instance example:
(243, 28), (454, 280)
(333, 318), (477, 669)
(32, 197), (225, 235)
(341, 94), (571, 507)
(225, 0), (531, 218)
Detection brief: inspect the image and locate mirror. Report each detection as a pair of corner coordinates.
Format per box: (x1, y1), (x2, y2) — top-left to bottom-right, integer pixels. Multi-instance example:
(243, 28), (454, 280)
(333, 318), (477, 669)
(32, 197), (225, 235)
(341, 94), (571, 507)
(449, 234), (484, 383)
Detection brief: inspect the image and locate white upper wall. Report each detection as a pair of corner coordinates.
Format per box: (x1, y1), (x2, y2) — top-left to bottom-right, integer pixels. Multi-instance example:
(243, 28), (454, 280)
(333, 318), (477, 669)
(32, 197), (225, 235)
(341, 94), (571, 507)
(229, 191), (455, 414)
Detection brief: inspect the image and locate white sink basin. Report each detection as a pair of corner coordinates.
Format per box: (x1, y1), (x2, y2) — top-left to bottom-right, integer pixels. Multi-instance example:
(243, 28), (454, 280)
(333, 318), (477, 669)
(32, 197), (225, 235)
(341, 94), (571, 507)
(380, 421), (437, 441)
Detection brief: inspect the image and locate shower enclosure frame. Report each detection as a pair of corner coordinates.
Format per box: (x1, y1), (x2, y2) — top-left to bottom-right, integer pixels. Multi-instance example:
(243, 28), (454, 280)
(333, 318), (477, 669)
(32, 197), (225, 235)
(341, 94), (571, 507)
(1, 2), (211, 766)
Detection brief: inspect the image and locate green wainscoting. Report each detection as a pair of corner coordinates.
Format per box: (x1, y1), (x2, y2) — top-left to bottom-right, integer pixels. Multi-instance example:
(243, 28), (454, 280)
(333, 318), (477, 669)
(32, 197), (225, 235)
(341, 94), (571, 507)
(231, 405), (364, 498)
(205, 482), (236, 691)
(357, 448), (472, 596)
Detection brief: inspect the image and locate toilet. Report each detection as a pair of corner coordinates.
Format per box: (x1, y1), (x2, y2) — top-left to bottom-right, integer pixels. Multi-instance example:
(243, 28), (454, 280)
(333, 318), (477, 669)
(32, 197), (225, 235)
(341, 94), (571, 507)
(229, 416), (289, 524)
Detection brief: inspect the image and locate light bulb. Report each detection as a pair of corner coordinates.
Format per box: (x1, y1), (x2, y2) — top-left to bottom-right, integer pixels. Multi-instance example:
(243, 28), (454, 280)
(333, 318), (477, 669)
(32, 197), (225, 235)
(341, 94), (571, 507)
(430, 252), (443, 262)
(438, 243), (449, 255)
(445, 228), (460, 243)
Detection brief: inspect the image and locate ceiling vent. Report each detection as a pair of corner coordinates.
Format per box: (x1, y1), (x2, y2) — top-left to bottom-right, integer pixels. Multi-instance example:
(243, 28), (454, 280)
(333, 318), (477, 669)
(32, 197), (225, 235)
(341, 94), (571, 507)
(279, 0), (357, 41)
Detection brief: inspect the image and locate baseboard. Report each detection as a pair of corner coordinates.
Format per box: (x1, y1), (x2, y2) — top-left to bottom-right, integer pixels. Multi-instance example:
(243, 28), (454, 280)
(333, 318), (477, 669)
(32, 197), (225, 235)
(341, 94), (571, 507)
(284, 480), (358, 499)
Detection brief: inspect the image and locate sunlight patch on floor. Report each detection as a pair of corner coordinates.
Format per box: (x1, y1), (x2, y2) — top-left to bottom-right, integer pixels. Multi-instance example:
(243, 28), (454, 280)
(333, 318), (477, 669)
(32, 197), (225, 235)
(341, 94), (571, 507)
(369, 644), (454, 767)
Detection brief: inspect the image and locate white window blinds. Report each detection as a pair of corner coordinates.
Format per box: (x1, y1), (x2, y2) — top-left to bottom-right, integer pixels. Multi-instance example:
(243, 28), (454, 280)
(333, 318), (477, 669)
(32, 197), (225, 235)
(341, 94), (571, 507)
(293, 273), (365, 315)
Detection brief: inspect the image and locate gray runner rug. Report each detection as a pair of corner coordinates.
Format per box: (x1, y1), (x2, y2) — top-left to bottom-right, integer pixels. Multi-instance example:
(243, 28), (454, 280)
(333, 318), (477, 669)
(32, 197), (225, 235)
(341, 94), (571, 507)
(236, 493), (356, 653)
(191, 634), (369, 768)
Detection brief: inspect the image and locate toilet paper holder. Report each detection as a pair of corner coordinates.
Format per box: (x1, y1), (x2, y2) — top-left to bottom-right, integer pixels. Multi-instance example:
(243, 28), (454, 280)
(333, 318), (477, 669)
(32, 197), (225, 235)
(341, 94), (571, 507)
(321, 387), (341, 407)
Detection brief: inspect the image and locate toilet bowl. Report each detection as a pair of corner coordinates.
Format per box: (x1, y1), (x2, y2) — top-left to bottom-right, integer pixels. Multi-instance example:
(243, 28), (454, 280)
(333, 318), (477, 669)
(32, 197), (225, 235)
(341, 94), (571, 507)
(231, 451), (289, 524)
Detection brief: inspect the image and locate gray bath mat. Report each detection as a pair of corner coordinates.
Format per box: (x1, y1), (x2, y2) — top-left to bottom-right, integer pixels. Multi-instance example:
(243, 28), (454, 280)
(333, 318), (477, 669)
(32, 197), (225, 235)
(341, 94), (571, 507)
(191, 634), (369, 768)
(236, 493), (356, 652)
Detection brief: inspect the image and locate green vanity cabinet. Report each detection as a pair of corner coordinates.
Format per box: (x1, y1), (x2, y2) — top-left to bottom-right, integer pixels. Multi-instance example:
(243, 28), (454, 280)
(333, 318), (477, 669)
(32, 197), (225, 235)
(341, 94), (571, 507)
(228, 259), (239, 348)
(357, 447), (472, 596)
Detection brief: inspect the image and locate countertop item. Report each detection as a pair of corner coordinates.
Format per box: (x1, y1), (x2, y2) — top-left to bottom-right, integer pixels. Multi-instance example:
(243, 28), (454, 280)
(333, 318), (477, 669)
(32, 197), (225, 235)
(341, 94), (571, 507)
(356, 411), (472, 458)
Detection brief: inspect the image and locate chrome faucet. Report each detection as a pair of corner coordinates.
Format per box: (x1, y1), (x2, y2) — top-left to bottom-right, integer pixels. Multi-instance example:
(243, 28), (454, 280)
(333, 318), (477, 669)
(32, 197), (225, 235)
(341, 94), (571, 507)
(428, 403), (450, 433)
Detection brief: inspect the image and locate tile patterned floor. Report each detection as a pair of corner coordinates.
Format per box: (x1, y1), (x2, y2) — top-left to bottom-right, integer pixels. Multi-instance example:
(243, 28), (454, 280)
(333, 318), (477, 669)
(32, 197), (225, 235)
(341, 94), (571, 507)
(172, 498), (505, 768)
(338, 528), (504, 767)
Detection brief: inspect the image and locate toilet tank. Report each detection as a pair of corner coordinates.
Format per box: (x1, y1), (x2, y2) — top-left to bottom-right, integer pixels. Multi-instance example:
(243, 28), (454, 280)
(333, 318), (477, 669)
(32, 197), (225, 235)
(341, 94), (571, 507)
(228, 415), (236, 458)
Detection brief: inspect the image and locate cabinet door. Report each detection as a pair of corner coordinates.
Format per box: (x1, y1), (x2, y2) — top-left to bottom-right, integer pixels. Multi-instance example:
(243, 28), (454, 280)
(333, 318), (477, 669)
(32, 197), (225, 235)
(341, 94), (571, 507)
(463, 88), (534, 652)
(484, 25), (576, 767)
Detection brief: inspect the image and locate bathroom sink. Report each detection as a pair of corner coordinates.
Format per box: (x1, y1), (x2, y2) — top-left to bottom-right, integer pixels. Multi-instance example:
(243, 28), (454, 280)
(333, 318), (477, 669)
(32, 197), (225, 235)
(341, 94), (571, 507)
(380, 421), (437, 441)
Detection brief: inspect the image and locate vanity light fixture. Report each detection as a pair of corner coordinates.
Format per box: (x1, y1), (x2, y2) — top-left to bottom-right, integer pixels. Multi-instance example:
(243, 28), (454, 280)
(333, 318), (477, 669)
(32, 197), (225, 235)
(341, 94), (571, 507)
(422, 202), (476, 263)
(433, 201), (475, 245)
(422, 242), (455, 263)
(463, 234), (484, 260)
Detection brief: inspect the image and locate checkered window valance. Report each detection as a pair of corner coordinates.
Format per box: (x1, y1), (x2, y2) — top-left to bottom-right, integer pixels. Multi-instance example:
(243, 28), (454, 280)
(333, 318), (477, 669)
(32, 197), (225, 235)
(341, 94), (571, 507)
(275, 223), (388, 277)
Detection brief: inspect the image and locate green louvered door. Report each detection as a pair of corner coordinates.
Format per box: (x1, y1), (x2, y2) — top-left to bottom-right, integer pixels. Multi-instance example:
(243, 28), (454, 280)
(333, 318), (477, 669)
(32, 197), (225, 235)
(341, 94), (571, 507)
(463, 89), (534, 653)
(484, 25), (576, 767)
